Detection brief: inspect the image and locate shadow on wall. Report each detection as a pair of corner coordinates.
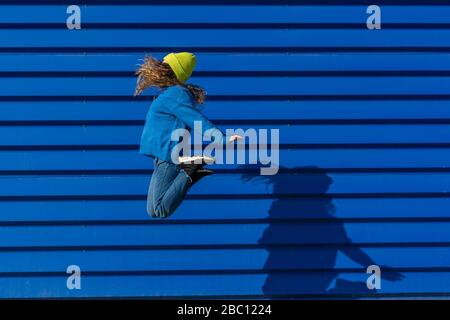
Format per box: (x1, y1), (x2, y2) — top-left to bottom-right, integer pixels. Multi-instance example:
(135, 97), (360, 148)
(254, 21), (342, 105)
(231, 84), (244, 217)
(239, 165), (404, 298)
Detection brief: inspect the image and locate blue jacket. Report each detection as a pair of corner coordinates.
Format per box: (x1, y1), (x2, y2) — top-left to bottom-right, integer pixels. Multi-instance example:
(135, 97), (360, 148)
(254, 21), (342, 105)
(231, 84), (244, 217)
(139, 85), (224, 162)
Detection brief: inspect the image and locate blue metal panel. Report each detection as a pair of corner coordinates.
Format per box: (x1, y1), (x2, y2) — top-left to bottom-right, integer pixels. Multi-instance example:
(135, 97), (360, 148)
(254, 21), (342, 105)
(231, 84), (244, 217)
(2, 100), (450, 121)
(1, 148), (450, 171)
(1, 173), (449, 196)
(2, 6), (450, 24)
(4, 76), (450, 96)
(0, 2), (449, 299)
(0, 198), (450, 222)
(2, 124), (450, 146)
(2, 53), (450, 72)
(2, 29), (450, 48)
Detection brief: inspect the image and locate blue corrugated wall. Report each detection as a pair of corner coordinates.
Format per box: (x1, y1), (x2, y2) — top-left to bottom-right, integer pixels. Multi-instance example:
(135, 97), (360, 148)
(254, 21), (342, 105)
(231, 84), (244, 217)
(1, 0), (450, 298)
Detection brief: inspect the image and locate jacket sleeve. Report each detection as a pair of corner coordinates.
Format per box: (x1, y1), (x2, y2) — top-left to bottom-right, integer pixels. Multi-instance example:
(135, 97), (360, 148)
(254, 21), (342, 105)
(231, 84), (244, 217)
(168, 87), (226, 142)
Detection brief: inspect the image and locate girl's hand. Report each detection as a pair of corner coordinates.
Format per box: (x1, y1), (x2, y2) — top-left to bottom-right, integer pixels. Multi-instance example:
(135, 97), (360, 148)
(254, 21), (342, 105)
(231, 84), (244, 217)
(228, 135), (243, 143)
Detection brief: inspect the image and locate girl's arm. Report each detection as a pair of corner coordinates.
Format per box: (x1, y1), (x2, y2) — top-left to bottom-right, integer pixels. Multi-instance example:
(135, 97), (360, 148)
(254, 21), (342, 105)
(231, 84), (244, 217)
(168, 86), (243, 144)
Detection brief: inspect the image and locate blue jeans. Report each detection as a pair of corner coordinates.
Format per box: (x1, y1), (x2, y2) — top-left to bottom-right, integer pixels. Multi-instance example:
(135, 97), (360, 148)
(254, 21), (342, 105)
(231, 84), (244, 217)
(147, 158), (191, 219)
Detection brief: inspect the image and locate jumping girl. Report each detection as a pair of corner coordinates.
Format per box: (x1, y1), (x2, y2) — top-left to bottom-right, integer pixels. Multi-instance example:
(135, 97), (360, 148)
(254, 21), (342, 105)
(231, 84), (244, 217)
(134, 52), (242, 219)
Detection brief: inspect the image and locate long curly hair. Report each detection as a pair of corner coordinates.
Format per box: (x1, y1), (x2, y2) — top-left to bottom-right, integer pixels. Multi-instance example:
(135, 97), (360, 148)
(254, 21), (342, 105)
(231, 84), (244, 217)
(133, 55), (206, 105)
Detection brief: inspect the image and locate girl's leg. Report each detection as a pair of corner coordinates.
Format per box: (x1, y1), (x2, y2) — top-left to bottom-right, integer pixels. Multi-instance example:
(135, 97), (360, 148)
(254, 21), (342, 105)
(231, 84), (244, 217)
(146, 158), (160, 217)
(147, 158), (191, 218)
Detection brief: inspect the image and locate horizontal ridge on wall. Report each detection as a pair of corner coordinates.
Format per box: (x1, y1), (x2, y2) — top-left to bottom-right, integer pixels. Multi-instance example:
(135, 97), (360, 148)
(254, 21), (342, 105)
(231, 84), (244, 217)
(0, 5), (449, 24)
(0, 198), (449, 221)
(0, 149), (449, 171)
(0, 124), (449, 145)
(0, 173), (447, 195)
(1, 76), (450, 95)
(0, 247), (449, 271)
(1, 29), (450, 48)
(0, 100), (450, 120)
(0, 53), (448, 72)
(2, 1), (450, 5)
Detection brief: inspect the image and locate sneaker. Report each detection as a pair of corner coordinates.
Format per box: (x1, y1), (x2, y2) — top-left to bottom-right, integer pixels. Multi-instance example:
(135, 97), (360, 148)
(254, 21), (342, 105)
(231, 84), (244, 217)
(180, 163), (202, 177)
(178, 156), (215, 165)
(190, 168), (214, 187)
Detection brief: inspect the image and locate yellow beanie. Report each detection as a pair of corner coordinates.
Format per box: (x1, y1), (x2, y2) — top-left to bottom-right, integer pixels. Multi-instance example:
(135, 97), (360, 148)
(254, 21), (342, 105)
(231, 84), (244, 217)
(163, 52), (196, 83)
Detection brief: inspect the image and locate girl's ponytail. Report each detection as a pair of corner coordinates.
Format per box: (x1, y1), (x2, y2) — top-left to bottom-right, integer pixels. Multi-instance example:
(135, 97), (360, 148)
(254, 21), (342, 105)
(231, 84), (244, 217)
(134, 55), (206, 105)
(182, 83), (206, 105)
